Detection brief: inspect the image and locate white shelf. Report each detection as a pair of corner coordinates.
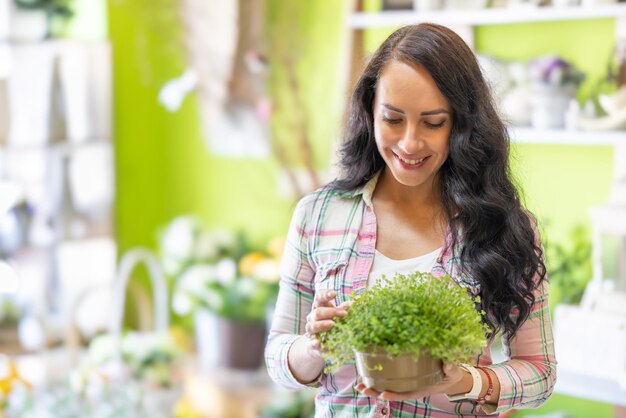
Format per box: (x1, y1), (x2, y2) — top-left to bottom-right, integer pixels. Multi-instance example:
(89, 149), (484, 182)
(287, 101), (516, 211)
(348, 4), (626, 28)
(555, 370), (626, 407)
(509, 127), (626, 146)
(0, 138), (112, 154)
(492, 341), (626, 407)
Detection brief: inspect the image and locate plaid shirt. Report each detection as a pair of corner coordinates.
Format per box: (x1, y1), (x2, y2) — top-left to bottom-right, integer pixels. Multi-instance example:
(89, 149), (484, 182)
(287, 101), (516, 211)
(265, 173), (557, 417)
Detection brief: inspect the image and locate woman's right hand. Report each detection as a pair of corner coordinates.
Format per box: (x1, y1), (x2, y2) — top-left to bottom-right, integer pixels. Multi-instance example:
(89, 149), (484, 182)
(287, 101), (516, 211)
(303, 290), (351, 359)
(288, 290), (352, 384)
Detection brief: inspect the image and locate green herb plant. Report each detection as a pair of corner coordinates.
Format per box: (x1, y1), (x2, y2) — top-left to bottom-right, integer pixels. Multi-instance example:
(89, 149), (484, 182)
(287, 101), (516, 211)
(320, 272), (488, 372)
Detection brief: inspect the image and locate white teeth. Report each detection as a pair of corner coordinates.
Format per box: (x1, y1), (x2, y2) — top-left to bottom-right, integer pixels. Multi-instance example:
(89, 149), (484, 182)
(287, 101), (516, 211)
(398, 156), (426, 165)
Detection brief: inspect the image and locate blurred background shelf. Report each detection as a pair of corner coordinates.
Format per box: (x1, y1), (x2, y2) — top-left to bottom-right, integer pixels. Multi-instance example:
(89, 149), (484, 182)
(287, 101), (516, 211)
(555, 370), (626, 407)
(348, 3), (626, 28)
(509, 128), (626, 145)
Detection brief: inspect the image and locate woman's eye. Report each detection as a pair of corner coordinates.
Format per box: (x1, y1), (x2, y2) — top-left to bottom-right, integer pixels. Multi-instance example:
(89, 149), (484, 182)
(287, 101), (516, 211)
(424, 121), (445, 129)
(382, 116), (402, 125)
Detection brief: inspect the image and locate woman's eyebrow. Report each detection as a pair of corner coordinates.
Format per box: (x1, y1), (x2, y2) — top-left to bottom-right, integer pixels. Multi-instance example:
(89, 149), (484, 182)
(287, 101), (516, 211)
(381, 103), (404, 113)
(381, 103), (450, 116)
(420, 109), (450, 116)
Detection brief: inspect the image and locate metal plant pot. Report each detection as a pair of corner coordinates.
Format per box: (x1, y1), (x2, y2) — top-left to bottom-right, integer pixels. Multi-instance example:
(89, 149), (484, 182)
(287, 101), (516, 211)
(355, 347), (443, 392)
(195, 309), (267, 371)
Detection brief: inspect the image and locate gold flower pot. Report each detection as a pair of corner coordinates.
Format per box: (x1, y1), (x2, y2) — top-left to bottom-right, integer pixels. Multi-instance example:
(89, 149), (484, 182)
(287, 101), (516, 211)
(354, 347), (443, 393)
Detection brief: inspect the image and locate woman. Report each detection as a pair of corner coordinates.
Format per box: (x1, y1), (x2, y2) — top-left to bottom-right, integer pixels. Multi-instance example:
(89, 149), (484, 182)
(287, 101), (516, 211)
(265, 23), (556, 417)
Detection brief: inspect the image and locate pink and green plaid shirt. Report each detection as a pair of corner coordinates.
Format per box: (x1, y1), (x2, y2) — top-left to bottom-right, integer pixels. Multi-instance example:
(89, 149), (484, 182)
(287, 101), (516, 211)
(265, 173), (557, 417)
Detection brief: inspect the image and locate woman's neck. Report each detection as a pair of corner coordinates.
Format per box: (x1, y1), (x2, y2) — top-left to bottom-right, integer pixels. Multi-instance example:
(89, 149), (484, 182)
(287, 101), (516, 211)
(374, 168), (442, 210)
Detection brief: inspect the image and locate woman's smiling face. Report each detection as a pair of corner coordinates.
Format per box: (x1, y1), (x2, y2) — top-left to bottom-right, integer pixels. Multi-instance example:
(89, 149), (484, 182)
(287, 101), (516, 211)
(373, 60), (452, 193)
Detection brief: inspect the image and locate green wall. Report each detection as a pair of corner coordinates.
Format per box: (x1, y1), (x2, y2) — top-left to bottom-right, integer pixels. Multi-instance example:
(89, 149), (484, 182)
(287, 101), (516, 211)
(109, 0), (348, 253)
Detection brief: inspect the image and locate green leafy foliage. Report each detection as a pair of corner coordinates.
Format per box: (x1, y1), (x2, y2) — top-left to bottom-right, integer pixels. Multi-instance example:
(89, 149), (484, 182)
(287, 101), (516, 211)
(544, 225), (592, 307)
(320, 272), (488, 372)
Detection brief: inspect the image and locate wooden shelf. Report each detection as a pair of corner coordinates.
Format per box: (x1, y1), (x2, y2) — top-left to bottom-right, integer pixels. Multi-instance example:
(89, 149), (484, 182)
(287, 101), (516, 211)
(509, 127), (626, 146)
(348, 4), (626, 28)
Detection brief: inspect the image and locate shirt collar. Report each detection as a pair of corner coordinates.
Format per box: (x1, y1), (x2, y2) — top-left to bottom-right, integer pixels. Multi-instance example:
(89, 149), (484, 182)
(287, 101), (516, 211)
(338, 170), (382, 207)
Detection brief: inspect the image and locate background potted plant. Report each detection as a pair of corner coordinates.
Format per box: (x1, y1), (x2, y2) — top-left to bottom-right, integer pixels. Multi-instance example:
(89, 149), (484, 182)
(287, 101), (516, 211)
(0, 297), (21, 354)
(159, 216), (282, 370)
(528, 55), (585, 129)
(320, 272), (488, 393)
(10, 0), (73, 41)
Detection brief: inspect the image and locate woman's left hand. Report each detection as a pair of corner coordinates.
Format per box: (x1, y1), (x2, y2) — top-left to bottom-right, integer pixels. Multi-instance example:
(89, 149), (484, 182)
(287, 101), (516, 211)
(355, 364), (466, 401)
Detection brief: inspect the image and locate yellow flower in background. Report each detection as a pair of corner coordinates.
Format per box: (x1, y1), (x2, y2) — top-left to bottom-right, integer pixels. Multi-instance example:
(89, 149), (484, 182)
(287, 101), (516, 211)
(252, 259), (280, 283)
(173, 397), (204, 418)
(267, 236), (286, 260)
(169, 325), (193, 353)
(0, 359), (31, 396)
(238, 252), (266, 276)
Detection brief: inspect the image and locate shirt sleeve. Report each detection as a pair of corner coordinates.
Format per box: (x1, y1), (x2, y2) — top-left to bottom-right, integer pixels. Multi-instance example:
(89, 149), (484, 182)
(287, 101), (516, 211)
(264, 197), (320, 390)
(480, 277), (557, 415)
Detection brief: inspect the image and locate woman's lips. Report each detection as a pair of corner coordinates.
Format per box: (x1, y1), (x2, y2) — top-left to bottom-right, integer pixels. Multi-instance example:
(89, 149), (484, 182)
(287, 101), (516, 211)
(394, 153), (430, 169)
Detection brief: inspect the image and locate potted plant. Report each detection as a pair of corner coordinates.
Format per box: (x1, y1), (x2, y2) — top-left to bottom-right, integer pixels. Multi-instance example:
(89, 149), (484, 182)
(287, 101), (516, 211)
(10, 0), (73, 41)
(320, 272), (488, 392)
(159, 216), (282, 370)
(528, 55), (585, 129)
(0, 296), (24, 355)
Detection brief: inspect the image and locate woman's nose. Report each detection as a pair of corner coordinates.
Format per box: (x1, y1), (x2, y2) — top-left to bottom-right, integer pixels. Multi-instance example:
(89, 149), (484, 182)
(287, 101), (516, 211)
(398, 123), (424, 155)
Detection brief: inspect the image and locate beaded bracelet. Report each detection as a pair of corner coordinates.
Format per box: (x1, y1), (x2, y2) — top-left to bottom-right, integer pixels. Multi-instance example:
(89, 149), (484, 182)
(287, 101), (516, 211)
(475, 366), (494, 405)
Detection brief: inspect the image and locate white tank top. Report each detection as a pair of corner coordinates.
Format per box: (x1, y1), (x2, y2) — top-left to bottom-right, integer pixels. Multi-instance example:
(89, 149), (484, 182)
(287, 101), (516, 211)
(367, 247), (442, 289)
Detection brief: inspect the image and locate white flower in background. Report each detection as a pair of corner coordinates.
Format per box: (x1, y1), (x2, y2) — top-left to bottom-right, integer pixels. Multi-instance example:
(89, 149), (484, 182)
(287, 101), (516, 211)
(172, 291), (193, 315)
(215, 258), (237, 285)
(202, 288), (225, 311)
(160, 216), (202, 261)
(88, 334), (119, 366)
(121, 332), (152, 363)
(161, 255), (183, 276)
(252, 259), (280, 283)
(194, 231), (220, 260)
(69, 364), (89, 393)
(210, 228), (238, 254)
(178, 264), (217, 294)
(234, 277), (257, 297)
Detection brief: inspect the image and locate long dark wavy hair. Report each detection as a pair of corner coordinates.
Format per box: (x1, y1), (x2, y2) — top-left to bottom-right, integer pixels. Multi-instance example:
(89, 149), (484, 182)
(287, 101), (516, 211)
(332, 23), (546, 341)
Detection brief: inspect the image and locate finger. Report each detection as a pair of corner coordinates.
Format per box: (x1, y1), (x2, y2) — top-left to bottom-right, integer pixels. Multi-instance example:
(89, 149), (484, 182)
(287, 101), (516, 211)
(361, 387), (381, 398)
(379, 391), (424, 401)
(306, 319), (335, 335)
(308, 338), (321, 350)
(443, 363), (455, 376)
(310, 306), (348, 321)
(337, 300), (353, 309)
(353, 380), (381, 398)
(306, 339), (324, 359)
(441, 363), (462, 382)
(313, 290), (337, 308)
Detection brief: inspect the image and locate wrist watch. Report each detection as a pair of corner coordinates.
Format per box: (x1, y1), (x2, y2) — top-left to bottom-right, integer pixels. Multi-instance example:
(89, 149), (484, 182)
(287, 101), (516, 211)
(446, 363), (483, 402)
